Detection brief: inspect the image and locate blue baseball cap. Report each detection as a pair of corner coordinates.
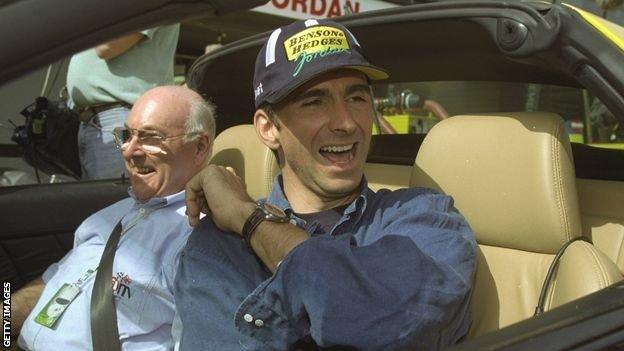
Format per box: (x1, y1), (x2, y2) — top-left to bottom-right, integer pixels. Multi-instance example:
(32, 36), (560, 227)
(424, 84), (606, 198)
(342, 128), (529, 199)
(252, 19), (389, 108)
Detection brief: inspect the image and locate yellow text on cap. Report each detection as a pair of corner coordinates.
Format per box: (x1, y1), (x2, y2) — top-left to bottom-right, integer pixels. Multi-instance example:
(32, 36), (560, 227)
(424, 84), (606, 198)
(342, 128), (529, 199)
(284, 26), (350, 61)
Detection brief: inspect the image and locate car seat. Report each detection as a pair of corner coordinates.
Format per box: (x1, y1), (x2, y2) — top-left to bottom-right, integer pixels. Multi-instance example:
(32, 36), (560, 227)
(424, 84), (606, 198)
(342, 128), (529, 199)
(209, 124), (279, 200)
(410, 112), (623, 338)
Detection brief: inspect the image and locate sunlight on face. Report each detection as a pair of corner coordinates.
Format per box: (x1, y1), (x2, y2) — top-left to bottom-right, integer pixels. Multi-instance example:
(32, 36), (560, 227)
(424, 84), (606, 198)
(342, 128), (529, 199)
(274, 70), (374, 208)
(121, 96), (199, 202)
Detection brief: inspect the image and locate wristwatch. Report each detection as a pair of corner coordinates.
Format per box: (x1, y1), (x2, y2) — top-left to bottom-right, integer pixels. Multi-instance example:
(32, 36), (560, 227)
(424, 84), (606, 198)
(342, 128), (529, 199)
(241, 201), (290, 248)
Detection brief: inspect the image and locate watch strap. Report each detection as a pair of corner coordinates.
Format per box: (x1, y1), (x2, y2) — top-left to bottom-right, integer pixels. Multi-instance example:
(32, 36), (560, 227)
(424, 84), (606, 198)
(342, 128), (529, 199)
(241, 206), (265, 248)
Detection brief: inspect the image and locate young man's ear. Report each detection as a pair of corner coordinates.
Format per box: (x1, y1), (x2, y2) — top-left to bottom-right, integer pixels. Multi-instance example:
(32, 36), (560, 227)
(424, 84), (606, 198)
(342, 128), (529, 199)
(194, 134), (212, 166)
(253, 109), (280, 151)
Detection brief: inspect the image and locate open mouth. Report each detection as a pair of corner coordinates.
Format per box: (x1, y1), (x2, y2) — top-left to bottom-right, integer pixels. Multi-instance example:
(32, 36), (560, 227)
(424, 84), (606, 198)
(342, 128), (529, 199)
(130, 159), (155, 175)
(319, 143), (357, 164)
(135, 166), (155, 175)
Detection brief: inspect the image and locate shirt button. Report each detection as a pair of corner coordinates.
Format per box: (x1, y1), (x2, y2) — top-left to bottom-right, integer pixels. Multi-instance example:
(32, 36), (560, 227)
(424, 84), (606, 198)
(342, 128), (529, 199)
(254, 319), (264, 327)
(243, 314), (253, 323)
(139, 208), (146, 214)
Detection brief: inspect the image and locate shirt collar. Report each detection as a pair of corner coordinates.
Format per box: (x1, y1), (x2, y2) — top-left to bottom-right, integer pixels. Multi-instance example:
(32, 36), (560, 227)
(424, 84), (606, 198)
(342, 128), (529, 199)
(265, 174), (370, 217)
(127, 187), (186, 209)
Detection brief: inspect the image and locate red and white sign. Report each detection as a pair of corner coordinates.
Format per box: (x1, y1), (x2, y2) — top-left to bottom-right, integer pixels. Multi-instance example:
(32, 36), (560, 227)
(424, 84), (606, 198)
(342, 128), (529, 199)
(253, 0), (398, 19)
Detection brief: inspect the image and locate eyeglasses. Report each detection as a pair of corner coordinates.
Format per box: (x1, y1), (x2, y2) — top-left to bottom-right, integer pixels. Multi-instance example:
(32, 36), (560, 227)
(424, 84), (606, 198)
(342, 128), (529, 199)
(112, 127), (199, 155)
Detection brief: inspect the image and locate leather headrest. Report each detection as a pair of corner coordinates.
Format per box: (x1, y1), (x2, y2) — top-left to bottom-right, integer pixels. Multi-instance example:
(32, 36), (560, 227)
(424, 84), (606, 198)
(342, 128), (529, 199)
(410, 113), (582, 253)
(210, 124), (279, 200)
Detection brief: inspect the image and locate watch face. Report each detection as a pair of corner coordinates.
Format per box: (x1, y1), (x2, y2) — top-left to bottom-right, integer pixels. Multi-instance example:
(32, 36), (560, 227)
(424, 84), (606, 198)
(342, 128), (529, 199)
(262, 202), (289, 222)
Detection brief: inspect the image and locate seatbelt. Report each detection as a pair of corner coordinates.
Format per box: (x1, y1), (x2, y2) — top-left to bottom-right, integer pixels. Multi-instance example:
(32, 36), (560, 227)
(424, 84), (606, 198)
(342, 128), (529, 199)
(90, 221), (123, 351)
(534, 236), (592, 316)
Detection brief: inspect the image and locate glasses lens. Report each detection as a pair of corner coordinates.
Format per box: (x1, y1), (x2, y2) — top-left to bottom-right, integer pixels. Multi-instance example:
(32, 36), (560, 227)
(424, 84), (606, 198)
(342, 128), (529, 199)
(137, 130), (163, 146)
(140, 144), (167, 155)
(113, 128), (167, 154)
(112, 128), (131, 148)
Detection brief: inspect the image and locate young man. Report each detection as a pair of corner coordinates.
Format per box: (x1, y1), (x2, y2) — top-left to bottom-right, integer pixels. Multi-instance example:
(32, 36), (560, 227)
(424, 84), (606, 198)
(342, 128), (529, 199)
(175, 19), (477, 350)
(15, 86), (215, 350)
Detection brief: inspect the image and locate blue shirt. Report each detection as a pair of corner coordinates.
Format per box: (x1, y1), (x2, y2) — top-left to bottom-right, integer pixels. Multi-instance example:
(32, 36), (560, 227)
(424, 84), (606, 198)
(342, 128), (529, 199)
(19, 190), (192, 351)
(175, 176), (477, 350)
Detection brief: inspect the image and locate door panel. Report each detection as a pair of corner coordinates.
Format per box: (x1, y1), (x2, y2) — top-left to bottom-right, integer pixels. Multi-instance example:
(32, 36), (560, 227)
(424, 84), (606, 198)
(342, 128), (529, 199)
(0, 180), (129, 290)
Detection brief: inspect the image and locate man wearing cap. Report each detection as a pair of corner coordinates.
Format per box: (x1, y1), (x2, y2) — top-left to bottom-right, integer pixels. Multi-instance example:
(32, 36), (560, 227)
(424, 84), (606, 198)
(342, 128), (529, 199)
(175, 19), (476, 350)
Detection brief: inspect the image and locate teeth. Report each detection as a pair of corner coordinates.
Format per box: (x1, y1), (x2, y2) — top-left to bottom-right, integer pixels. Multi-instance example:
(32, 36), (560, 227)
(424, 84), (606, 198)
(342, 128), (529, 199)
(136, 167), (153, 174)
(320, 144), (353, 153)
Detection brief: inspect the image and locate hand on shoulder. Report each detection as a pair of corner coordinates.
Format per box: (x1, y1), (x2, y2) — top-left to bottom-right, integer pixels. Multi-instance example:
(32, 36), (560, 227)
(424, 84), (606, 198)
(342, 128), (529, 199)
(185, 165), (255, 233)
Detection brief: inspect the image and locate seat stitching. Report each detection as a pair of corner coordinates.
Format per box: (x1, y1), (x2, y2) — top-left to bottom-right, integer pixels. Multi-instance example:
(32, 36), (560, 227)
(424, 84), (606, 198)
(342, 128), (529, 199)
(263, 150), (275, 195)
(579, 242), (608, 288)
(549, 242), (608, 311)
(616, 227), (624, 270)
(551, 118), (571, 243)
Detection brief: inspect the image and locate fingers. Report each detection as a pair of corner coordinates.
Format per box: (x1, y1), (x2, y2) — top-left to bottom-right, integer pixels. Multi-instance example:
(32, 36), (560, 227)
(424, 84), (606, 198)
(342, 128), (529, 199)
(185, 171), (206, 227)
(224, 166), (246, 189)
(197, 192), (210, 215)
(184, 164), (251, 228)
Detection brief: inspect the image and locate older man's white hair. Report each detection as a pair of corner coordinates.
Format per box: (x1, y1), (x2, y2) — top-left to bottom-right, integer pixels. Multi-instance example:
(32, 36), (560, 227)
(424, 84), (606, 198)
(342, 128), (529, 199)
(184, 96), (216, 144)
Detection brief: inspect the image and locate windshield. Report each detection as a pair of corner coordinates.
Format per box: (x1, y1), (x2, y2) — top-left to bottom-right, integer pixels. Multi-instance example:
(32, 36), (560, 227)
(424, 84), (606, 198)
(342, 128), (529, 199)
(373, 81), (623, 148)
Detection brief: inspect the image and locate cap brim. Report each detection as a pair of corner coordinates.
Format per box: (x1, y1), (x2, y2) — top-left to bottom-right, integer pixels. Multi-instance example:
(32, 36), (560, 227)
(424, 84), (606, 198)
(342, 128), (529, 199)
(345, 65), (389, 81)
(266, 64), (389, 106)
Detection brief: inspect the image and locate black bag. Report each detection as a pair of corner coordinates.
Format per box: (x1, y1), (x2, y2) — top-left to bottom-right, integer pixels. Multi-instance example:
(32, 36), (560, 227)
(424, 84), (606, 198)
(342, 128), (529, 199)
(12, 96), (82, 179)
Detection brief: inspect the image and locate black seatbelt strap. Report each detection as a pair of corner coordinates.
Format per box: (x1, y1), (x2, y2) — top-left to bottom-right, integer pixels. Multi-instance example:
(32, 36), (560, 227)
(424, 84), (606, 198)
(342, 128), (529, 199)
(534, 236), (592, 316)
(90, 220), (123, 351)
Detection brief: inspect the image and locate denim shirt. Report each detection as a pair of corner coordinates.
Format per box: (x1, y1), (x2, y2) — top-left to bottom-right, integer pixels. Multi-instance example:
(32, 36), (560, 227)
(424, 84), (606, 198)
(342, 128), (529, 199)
(175, 176), (477, 350)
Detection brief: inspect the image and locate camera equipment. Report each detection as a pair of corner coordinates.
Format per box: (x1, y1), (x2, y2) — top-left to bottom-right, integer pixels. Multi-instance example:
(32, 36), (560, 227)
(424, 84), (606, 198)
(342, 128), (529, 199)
(12, 97), (82, 179)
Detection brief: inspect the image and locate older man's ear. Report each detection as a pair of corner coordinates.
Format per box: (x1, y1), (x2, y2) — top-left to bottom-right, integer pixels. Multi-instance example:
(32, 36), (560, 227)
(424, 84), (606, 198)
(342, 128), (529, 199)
(195, 134), (212, 166)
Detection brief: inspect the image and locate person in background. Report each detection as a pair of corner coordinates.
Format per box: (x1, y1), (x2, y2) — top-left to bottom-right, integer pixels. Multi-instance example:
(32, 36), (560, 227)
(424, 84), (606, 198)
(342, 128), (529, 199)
(68, 24), (180, 180)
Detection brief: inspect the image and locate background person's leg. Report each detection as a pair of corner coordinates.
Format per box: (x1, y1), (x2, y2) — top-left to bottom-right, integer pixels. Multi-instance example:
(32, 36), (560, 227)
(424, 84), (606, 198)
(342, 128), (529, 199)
(78, 107), (128, 180)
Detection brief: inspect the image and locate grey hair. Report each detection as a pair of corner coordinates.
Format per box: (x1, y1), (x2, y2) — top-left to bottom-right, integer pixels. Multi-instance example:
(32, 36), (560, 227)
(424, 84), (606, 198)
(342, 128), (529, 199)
(184, 97), (216, 143)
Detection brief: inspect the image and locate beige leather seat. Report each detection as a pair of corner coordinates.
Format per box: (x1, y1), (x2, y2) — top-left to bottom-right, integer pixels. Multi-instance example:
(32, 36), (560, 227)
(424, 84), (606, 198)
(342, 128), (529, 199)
(410, 112), (623, 338)
(577, 178), (624, 274)
(210, 124), (279, 200)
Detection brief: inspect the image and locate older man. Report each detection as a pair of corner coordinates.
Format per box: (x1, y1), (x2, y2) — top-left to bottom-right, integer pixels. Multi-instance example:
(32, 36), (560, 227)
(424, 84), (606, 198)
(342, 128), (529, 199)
(69, 25), (180, 180)
(175, 19), (477, 350)
(15, 85), (215, 351)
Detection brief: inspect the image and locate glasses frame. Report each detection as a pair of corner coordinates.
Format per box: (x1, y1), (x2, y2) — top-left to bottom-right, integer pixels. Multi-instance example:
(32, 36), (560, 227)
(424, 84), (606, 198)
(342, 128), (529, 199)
(112, 127), (200, 154)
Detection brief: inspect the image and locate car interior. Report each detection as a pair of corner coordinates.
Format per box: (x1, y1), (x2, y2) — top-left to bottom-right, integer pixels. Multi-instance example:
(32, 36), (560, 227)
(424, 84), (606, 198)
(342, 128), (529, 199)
(187, 2), (624, 341)
(2, 0), (624, 347)
(208, 111), (623, 339)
